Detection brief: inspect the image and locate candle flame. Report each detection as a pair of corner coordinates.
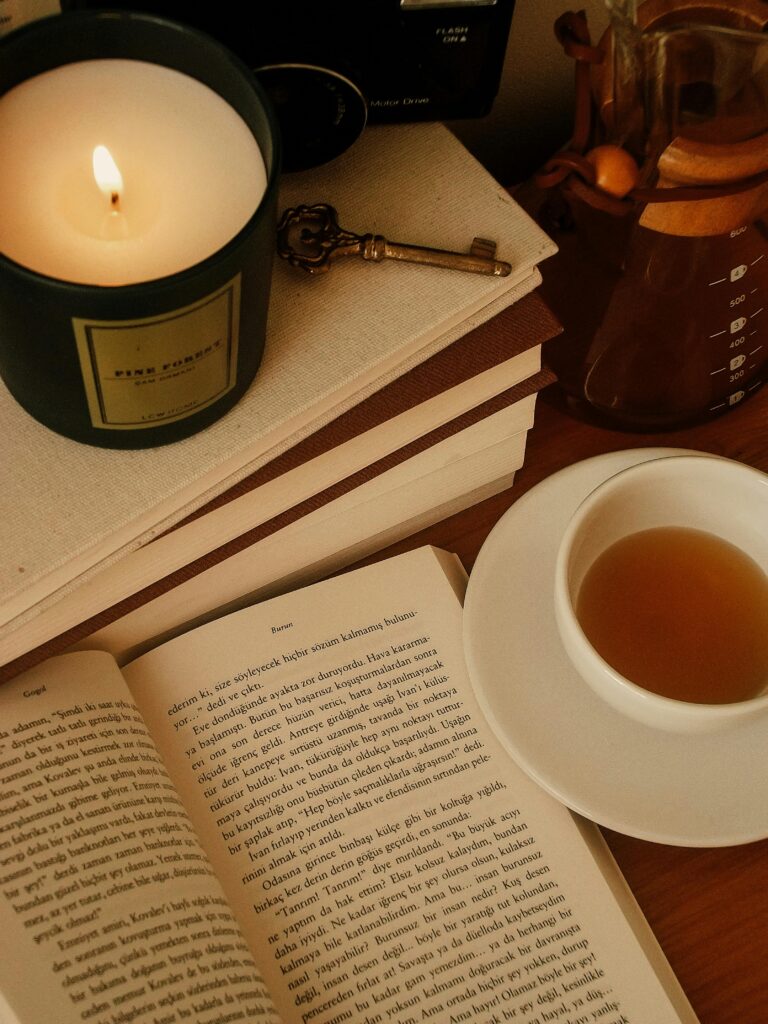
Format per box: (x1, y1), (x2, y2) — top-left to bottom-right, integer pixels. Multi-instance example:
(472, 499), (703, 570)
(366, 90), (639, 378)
(93, 145), (123, 207)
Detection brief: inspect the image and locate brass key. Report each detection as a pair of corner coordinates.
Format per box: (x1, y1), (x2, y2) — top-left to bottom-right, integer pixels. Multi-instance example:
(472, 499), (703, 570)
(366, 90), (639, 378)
(277, 203), (512, 277)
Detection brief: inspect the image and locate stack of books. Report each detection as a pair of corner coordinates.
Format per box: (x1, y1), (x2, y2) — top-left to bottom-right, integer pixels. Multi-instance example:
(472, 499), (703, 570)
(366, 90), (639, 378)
(0, 123), (559, 673)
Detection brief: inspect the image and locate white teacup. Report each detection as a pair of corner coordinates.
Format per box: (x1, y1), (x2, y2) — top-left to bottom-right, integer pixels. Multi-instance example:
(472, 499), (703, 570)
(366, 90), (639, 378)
(554, 454), (768, 732)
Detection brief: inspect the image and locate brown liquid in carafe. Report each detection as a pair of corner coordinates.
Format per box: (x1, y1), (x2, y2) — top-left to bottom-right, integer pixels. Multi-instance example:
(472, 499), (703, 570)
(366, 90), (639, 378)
(576, 526), (768, 704)
(534, 195), (768, 429)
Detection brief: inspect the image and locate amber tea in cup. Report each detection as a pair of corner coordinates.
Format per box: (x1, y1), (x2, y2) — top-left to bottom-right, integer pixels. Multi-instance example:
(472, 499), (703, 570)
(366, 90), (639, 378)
(575, 525), (768, 705)
(554, 454), (768, 732)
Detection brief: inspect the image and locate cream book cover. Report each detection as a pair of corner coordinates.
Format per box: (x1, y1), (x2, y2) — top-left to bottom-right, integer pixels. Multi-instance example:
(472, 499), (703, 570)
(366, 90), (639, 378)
(0, 122), (556, 630)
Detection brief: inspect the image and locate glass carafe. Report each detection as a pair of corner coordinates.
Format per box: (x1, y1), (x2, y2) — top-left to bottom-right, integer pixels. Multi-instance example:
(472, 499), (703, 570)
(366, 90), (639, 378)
(538, 0), (768, 429)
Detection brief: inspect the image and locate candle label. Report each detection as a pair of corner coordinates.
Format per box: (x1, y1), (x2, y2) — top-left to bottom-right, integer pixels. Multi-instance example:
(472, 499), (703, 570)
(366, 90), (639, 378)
(72, 275), (240, 430)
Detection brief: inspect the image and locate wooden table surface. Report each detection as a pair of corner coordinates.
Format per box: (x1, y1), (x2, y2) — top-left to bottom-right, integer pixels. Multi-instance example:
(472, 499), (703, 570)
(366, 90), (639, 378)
(368, 381), (768, 1024)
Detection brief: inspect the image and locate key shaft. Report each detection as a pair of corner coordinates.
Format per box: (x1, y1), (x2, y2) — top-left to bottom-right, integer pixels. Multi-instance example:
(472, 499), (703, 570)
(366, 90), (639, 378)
(362, 234), (511, 276)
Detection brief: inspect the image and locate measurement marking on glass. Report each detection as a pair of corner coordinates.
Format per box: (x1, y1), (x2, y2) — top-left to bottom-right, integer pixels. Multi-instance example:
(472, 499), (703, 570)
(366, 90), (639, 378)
(750, 254), (765, 265)
(710, 401), (727, 411)
(710, 366), (726, 376)
(708, 277), (727, 286)
(750, 307), (764, 318)
(748, 380), (763, 391)
(709, 330), (726, 338)
(750, 345), (763, 355)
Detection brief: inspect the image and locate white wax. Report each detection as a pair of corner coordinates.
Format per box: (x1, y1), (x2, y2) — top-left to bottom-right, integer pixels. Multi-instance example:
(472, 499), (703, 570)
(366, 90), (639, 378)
(0, 59), (268, 285)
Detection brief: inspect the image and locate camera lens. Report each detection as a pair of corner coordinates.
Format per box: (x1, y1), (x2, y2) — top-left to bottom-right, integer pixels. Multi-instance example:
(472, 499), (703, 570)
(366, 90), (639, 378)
(254, 63), (368, 172)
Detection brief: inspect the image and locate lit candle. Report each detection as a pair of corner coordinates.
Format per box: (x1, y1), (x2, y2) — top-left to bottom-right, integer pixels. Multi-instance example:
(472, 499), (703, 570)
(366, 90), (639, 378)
(0, 59), (268, 286)
(93, 145), (123, 210)
(0, 12), (280, 448)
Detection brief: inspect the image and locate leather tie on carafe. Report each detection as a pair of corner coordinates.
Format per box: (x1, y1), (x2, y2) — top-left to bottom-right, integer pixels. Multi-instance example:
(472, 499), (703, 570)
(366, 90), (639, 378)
(534, 8), (768, 221)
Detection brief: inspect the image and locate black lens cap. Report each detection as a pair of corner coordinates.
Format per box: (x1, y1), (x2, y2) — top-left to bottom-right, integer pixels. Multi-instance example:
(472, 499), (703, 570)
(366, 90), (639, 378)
(254, 63), (368, 171)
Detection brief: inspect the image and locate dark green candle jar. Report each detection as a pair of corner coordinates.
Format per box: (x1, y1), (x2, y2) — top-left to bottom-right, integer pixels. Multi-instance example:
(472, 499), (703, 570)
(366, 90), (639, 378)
(0, 10), (280, 447)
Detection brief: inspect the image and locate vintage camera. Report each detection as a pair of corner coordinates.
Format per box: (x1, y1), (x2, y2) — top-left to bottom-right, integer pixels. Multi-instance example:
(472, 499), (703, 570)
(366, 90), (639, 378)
(62, 1), (517, 170)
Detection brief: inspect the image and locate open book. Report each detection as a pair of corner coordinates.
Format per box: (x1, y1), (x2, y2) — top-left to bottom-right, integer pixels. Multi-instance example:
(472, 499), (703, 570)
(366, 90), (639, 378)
(0, 547), (697, 1024)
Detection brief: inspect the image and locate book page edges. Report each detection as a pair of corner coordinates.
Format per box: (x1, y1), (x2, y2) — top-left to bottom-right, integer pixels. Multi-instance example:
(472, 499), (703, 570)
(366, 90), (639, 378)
(1, 340), (541, 632)
(0, 392), (537, 670)
(572, 817), (700, 1024)
(73, 426), (531, 665)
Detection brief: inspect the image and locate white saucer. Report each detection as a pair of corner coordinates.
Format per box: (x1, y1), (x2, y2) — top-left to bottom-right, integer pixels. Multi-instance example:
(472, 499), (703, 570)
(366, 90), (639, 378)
(463, 448), (768, 847)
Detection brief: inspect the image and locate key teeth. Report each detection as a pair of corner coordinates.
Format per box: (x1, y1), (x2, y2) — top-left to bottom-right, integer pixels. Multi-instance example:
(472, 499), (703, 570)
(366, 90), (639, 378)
(470, 237), (498, 260)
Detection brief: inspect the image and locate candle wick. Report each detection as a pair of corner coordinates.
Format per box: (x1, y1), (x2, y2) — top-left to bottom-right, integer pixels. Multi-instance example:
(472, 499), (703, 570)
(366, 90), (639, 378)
(110, 191), (120, 210)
